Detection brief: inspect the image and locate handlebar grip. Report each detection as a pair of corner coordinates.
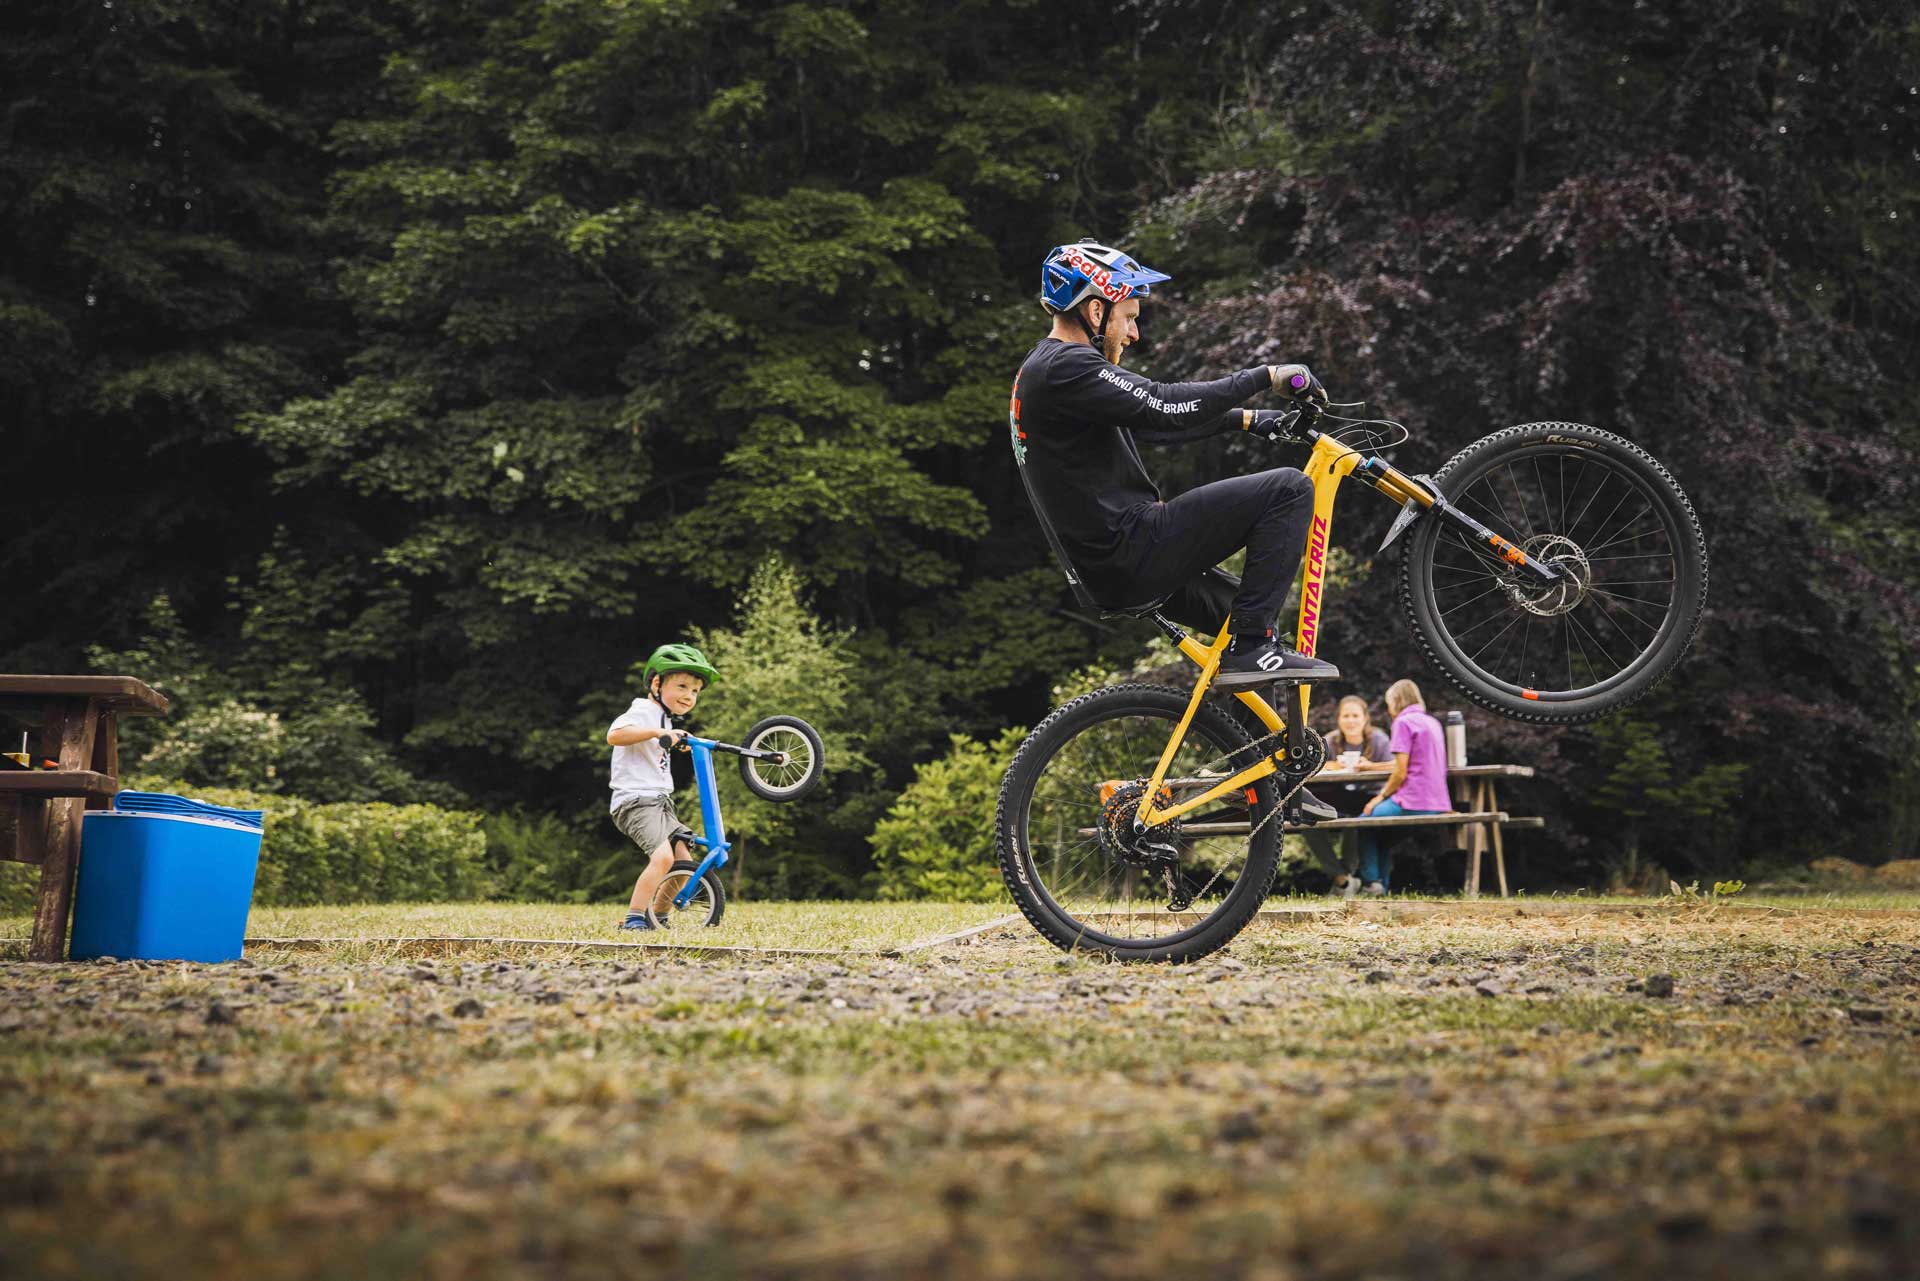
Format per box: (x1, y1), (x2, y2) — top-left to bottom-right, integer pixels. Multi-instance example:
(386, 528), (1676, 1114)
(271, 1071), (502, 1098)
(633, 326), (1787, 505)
(1271, 363), (1330, 408)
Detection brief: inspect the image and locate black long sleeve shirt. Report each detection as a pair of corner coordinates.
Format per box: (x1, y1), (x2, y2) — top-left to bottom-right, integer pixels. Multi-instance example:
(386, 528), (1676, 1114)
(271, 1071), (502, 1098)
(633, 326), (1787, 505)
(1010, 337), (1270, 593)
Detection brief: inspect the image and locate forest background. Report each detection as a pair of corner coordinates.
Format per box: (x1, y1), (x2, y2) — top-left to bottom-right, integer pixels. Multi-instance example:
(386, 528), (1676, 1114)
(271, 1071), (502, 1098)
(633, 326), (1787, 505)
(3, 0), (1915, 904)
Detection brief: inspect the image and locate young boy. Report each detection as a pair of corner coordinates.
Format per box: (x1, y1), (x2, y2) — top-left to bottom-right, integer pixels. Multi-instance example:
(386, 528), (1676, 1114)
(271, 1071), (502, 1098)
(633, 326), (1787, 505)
(606, 643), (718, 930)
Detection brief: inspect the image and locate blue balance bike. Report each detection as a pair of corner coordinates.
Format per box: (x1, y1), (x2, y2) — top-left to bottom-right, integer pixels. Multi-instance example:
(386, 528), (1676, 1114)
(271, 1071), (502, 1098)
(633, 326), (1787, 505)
(657, 716), (824, 925)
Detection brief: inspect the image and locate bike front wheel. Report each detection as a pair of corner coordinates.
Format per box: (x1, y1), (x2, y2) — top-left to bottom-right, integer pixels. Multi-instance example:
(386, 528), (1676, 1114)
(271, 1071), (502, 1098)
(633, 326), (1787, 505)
(654, 858), (727, 927)
(996, 683), (1283, 963)
(1401, 421), (1708, 724)
(737, 716), (824, 802)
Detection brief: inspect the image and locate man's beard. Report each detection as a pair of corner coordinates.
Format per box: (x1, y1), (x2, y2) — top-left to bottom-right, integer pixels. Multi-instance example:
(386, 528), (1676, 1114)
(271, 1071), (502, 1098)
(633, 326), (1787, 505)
(1101, 324), (1126, 366)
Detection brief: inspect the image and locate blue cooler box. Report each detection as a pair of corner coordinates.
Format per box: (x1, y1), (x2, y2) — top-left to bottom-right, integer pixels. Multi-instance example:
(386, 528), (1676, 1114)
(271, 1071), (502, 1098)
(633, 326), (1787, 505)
(71, 792), (266, 963)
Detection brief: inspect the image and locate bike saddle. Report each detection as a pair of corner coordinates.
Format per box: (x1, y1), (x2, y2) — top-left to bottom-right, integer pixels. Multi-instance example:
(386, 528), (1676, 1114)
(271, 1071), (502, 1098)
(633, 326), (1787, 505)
(1096, 593), (1175, 621)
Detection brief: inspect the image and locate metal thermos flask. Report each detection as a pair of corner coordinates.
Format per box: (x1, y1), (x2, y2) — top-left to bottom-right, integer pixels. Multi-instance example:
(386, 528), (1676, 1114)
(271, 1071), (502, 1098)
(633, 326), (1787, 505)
(1444, 710), (1467, 767)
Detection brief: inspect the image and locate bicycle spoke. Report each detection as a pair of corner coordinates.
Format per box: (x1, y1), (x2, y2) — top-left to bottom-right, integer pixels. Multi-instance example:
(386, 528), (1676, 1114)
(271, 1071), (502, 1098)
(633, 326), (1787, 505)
(1459, 489), (1519, 541)
(1576, 484), (1635, 553)
(1586, 591), (1663, 643)
(1466, 610), (1528, 664)
(1587, 588), (1669, 612)
(1564, 468), (1613, 542)
(1438, 581), (1510, 617)
(1566, 607), (1623, 677)
(1449, 601), (1525, 641)
(1583, 522), (1669, 559)
(1583, 502), (1661, 555)
(1502, 463), (1539, 539)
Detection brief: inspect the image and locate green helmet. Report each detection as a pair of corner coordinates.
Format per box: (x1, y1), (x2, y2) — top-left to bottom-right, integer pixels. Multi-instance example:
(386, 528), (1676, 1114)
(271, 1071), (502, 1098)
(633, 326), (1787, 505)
(642, 642), (718, 691)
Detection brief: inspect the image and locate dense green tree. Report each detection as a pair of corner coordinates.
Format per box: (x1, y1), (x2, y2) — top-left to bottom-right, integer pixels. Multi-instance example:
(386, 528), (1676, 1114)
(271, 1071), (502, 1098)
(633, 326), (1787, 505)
(0, 0), (387, 664)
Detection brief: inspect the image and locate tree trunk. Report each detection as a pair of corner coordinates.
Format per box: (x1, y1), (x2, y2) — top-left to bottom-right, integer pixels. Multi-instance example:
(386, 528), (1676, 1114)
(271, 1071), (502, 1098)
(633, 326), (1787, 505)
(1515, 0), (1548, 195)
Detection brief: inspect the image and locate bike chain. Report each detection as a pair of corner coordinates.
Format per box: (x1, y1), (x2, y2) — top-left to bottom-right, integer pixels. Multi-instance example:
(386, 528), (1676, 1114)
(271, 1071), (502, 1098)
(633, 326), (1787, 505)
(1159, 725), (1320, 913)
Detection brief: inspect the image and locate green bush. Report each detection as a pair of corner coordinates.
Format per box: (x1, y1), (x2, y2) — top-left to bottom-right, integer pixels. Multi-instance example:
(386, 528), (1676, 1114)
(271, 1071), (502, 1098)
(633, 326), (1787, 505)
(1, 860), (35, 918)
(869, 730), (1023, 902)
(482, 809), (606, 902)
(128, 780), (487, 905)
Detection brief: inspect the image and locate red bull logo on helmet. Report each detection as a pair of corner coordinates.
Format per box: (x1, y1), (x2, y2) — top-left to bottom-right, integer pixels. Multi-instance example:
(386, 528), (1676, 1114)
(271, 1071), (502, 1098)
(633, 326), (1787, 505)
(1061, 246), (1134, 304)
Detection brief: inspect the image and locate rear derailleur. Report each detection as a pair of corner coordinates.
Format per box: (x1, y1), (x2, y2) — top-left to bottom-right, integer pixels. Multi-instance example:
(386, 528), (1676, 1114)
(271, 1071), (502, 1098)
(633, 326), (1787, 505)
(1095, 781), (1195, 910)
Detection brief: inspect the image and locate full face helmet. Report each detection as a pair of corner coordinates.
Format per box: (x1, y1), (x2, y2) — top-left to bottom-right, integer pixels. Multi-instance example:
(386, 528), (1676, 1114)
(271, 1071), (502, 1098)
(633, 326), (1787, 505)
(642, 643), (719, 695)
(1039, 240), (1172, 341)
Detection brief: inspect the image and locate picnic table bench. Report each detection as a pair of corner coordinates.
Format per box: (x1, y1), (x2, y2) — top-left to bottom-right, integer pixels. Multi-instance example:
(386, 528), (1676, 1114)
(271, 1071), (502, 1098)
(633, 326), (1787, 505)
(1287, 763), (1541, 898)
(1, 675), (169, 960)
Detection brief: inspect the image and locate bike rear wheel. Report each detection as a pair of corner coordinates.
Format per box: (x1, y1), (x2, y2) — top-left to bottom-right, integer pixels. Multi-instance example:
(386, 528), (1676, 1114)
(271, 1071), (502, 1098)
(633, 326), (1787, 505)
(1401, 422), (1707, 724)
(654, 858), (726, 927)
(996, 683), (1282, 963)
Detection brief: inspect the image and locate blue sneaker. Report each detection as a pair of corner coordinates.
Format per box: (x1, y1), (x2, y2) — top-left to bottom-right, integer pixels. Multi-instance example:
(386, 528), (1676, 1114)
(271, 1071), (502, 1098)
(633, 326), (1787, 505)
(619, 912), (656, 931)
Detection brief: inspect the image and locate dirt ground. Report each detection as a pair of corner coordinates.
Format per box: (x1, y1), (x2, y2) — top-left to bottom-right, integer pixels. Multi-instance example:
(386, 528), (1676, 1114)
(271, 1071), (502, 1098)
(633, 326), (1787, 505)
(3, 902), (1918, 1279)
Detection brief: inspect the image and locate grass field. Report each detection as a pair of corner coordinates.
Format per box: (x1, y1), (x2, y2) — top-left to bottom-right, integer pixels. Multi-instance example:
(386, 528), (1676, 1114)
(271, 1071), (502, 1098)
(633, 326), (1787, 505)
(3, 896), (1918, 1279)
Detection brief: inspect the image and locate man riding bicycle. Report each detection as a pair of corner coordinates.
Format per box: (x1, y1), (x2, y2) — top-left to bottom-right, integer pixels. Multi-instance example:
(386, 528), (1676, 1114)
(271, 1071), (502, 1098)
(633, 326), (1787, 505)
(1010, 239), (1341, 688)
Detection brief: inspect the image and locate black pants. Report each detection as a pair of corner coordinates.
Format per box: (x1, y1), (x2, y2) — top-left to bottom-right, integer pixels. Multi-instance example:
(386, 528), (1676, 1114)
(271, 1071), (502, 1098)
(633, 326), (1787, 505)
(1115, 468), (1316, 637)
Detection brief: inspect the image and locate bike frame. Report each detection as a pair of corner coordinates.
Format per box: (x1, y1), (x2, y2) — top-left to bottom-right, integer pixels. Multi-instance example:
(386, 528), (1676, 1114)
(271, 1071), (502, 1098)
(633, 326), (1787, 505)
(668, 737), (732, 907)
(1132, 424), (1564, 831)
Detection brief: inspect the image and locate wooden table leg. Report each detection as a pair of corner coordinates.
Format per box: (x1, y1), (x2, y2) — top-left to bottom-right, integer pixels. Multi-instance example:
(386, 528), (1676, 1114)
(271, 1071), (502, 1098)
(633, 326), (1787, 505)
(1466, 778), (1493, 900)
(1489, 779), (1509, 898)
(88, 711), (119, 809)
(29, 698), (100, 963)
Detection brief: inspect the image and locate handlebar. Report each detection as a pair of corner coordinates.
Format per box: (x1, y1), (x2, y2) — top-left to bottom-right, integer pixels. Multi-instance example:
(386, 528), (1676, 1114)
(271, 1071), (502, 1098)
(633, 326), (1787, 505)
(662, 732), (788, 764)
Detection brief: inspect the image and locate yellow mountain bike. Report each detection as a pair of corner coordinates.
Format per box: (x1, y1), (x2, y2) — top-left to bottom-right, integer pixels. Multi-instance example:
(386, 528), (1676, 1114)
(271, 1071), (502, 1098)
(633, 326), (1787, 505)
(996, 401), (1708, 961)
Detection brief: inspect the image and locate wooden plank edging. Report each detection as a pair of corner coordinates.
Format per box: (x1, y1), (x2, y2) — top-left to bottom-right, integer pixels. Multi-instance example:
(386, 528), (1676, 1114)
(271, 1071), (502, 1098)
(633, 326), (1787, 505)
(893, 912), (1024, 954)
(242, 935), (871, 959)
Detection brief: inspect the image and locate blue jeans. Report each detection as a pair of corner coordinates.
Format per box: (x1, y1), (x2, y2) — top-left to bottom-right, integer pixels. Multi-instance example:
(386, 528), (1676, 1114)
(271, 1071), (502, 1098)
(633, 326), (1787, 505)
(1358, 798), (1442, 890)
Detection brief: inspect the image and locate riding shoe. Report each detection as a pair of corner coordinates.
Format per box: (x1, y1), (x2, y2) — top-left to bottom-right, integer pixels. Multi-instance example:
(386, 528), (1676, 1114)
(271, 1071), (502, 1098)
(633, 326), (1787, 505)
(1212, 629), (1340, 690)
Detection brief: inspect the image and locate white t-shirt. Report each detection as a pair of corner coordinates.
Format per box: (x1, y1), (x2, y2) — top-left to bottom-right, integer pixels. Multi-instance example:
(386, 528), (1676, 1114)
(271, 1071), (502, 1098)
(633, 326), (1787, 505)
(609, 698), (674, 811)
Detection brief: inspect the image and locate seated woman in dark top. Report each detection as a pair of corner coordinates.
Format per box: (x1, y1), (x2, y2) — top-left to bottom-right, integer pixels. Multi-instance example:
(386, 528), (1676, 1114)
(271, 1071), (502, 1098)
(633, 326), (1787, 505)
(1322, 694), (1393, 808)
(1304, 695), (1393, 895)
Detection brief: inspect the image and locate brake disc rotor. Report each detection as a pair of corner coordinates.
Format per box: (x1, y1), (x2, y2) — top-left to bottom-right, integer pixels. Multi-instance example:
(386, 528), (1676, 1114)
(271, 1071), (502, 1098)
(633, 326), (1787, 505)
(1502, 533), (1591, 617)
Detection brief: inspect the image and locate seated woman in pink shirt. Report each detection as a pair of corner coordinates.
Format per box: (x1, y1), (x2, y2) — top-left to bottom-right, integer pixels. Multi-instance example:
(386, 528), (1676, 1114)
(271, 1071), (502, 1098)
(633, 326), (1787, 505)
(1357, 678), (1454, 894)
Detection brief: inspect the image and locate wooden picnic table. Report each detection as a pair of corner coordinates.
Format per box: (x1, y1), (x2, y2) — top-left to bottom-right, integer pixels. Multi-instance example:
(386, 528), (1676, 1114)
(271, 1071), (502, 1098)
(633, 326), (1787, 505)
(0, 676), (169, 960)
(1298, 762), (1540, 898)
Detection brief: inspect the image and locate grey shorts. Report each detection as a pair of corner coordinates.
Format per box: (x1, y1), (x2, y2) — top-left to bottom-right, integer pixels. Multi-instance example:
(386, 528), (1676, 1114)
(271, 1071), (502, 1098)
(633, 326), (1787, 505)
(611, 795), (696, 855)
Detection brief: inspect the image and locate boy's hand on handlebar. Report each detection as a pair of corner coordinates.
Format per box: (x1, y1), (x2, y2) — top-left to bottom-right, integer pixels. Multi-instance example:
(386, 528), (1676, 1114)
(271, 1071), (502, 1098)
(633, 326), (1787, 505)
(658, 728), (687, 752)
(1268, 363), (1329, 408)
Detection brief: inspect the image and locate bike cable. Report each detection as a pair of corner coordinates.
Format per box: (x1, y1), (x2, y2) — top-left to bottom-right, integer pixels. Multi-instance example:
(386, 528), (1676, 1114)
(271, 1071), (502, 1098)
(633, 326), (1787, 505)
(1318, 402), (1411, 453)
